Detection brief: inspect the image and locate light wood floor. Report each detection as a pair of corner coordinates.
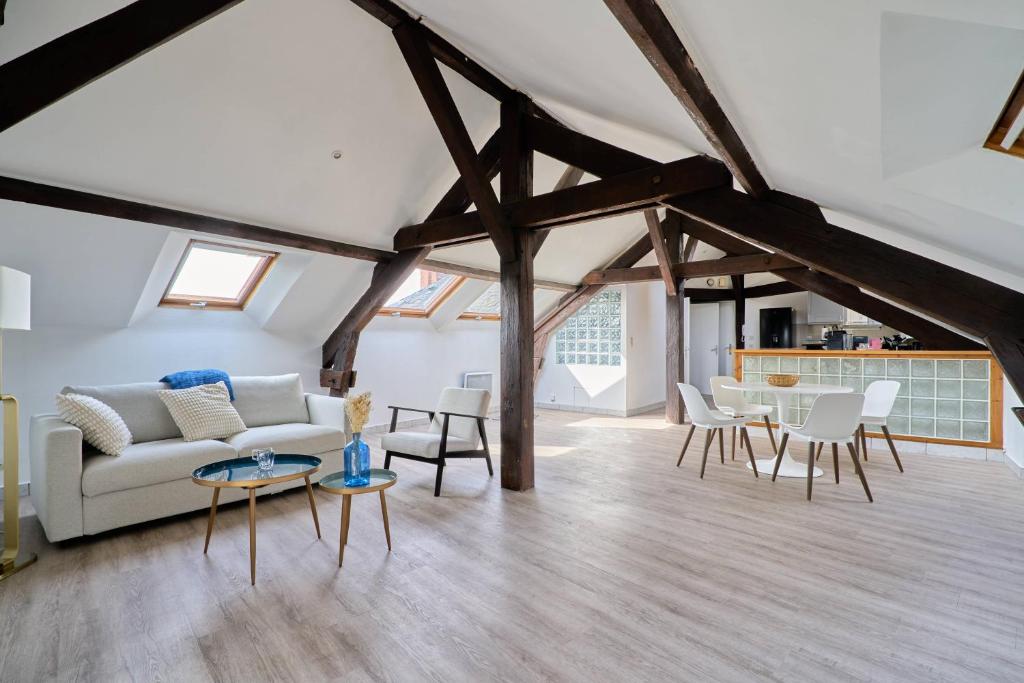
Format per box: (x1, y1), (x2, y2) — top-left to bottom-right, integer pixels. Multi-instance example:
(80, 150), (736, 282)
(4, 409), (1024, 682)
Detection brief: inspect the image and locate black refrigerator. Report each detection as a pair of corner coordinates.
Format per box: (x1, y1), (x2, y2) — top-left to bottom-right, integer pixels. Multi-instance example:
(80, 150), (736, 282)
(759, 307), (793, 348)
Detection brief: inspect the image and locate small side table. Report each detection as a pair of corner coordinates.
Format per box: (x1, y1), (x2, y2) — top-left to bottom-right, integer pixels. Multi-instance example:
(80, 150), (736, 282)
(319, 469), (397, 567)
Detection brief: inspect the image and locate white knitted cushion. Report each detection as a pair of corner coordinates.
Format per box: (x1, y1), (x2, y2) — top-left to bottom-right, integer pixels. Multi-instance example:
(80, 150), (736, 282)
(56, 393), (133, 456)
(157, 382), (247, 442)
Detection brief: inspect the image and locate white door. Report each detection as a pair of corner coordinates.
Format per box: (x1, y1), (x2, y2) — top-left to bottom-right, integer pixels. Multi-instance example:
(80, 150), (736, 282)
(685, 299), (721, 396)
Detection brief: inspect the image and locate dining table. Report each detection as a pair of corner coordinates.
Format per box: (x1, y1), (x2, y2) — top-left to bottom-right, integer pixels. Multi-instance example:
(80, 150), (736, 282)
(721, 381), (853, 478)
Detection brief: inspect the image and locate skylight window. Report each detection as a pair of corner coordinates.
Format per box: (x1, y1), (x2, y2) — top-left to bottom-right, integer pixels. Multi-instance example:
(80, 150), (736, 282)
(985, 70), (1024, 159)
(460, 283), (501, 320)
(378, 269), (462, 317)
(161, 240), (277, 310)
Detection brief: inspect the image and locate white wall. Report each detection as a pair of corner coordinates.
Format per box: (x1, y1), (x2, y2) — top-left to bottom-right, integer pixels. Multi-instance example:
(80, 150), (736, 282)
(3, 308), (323, 479)
(626, 282), (666, 413)
(355, 316), (501, 427)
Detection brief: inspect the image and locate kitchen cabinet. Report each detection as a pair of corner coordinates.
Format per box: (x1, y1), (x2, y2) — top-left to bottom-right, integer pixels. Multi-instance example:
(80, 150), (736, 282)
(844, 308), (881, 327)
(807, 292), (844, 324)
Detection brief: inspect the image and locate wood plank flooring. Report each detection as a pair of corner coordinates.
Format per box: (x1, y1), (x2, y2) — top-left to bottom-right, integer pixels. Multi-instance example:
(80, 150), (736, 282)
(3, 409), (1024, 681)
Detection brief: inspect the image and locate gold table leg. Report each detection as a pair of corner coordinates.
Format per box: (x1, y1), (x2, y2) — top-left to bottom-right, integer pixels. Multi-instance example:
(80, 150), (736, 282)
(338, 494), (352, 567)
(248, 488), (256, 586)
(1, 394), (36, 583)
(304, 476), (321, 539)
(379, 490), (392, 551)
(203, 488), (220, 554)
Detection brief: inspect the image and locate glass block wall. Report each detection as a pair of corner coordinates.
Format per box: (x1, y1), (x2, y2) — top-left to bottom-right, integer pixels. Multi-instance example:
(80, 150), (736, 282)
(738, 354), (993, 444)
(554, 290), (623, 367)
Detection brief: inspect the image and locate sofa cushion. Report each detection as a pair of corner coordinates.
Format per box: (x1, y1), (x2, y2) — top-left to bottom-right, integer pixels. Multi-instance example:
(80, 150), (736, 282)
(231, 375), (309, 428)
(63, 382), (181, 444)
(82, 437), (236, 497)
(55, 393), (132, 456)
(157, 382), (247, 442)
(380, 431), (476, 458)
(225, 423), (344, 458)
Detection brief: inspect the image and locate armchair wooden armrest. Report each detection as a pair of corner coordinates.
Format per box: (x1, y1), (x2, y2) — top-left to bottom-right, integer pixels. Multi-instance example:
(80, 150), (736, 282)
(387, 405), (435, 433)
(437, 410), (489, 420)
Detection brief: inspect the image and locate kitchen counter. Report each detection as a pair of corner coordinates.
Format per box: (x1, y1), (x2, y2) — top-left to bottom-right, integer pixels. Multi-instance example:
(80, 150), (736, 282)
(733, 349), (1002, 449)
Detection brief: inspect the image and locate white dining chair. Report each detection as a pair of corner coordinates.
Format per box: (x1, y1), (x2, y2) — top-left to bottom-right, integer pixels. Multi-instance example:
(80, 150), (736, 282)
(676, 383), (759, 479)
(710, 375), (778, 458)
(859, 380), (904, 472)
(771, 392), (872, 502)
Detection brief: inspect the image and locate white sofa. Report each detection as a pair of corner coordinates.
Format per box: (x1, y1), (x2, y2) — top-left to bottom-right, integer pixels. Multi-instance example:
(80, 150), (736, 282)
(30, 374), (349, 542)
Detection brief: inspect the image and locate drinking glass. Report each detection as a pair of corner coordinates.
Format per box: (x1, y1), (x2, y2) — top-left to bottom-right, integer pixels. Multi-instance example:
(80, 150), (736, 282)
(252, 448), (275, 471)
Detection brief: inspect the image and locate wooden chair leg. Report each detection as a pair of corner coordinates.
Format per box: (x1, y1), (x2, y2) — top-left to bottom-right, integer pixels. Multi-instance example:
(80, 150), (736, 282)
(433, 458), (445, 497)
(815, 442), (824, 462)
(860, 425), (869, 461)
(718, 428), (725, 464)
(846, 443), (873, 502)
(731, 426), (736, 461)
(831, 442), (839, 484)
(806, 442), (815, 501)
(763, 414), (778, 453)
(741, 427), (758, 478)
(880, 426), (904, 472)
(677, 424), (696, 467)
(771, 433), (790, 481)
(700, 429), (714, 479)
(484, 451), (494, 476)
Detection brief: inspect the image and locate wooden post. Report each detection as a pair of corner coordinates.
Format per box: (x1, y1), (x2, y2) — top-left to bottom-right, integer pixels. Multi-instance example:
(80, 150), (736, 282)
(499, 93), (535, 491)
(664, 212), (685, 424)
(732, 274), (745, 351)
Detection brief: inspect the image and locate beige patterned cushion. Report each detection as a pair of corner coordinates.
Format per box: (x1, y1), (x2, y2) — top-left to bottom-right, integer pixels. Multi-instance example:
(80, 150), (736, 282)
(56, 393), (133, 456)
(156, 382), (247, 442)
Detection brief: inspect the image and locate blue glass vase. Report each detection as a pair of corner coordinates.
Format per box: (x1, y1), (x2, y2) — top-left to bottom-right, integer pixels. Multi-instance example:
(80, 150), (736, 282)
(343, 432), (371, 487)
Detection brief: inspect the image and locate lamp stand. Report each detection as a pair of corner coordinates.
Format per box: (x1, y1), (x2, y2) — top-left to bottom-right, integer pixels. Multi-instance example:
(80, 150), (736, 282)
(1, 331), (36, 581)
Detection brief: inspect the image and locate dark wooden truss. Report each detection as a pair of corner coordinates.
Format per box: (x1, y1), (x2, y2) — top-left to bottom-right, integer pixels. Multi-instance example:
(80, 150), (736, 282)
(1, 0), (1020, 492)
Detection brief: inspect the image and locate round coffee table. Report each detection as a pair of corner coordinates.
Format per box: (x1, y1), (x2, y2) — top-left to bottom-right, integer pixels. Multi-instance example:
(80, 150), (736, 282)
(319, 469), (397, 567)
(192, 454), (322, 585)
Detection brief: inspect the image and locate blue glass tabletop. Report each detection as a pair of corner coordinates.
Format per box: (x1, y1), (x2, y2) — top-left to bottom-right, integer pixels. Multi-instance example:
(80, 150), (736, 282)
(319, 468), (397, 494)
(192, 454), (321, 487)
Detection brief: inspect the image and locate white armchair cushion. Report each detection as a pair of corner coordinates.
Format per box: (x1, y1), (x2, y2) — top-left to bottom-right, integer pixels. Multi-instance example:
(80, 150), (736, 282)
(380, 431), (476, 459)
(427, 387), (490, 448)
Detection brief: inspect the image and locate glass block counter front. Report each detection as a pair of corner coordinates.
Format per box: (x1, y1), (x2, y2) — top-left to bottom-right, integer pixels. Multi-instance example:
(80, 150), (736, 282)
(734, 350), (1002, 448)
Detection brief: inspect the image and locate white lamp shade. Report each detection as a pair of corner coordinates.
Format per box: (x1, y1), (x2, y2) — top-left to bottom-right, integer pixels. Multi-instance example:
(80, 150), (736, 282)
(0, 266), (31, 331)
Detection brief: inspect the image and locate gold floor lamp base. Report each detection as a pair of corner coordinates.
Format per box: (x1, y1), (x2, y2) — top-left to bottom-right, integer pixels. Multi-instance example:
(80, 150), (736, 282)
(2, 393), (34, 583)
(0, 553), (37, 582)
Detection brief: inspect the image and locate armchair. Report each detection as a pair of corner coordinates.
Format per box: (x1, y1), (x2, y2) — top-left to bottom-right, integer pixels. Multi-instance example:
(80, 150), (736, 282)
(380, 387), (493, 496)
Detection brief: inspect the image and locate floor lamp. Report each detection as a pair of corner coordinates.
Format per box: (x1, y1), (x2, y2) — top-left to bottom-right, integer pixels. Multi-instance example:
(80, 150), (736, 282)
(0, 266), (34, 582)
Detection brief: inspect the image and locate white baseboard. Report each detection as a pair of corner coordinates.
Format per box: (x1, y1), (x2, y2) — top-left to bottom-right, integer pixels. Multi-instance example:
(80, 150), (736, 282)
(0, 481), (29, 501)
(363, 407), (500, 435)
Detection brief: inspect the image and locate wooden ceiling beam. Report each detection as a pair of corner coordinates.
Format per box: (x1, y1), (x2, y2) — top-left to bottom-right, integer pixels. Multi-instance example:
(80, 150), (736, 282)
(669, 188), (1023, 343)
(527, 115), (656, 177)
(394, 21), (517, 261)
(645, 210), (678, 295)
(603, 0), (769, 197)
(686, 280), (804, 304)
(0, 174), (390, 262)
(581, 253), (801, 285)
(392, 155), (730, 249)
(349, 0), (512, 101)
(0, 0), (245, 134)
(665, 191), (986, 351)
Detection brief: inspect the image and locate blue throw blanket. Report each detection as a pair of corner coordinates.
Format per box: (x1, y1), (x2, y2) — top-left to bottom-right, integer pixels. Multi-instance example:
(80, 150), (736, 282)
(160, 369), (235, 400)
